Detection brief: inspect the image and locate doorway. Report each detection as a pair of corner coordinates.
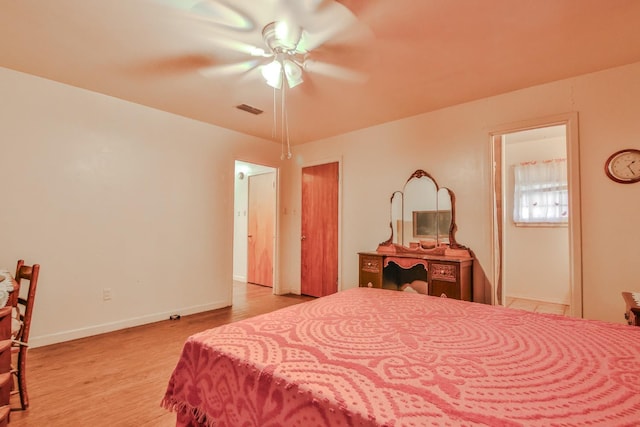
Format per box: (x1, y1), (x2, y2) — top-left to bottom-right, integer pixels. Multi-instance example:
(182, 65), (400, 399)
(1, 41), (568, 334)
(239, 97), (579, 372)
(233, 161), (277, 291)
(490, 113), (583, 317)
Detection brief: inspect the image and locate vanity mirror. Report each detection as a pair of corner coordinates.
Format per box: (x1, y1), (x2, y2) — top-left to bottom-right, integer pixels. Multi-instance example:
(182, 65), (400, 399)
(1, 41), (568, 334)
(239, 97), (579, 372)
(381, 169), (464, 254)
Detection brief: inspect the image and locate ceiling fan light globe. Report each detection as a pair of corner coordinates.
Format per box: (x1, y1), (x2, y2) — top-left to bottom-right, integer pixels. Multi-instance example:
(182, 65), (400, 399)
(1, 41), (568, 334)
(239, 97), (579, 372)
(287, 76), (303, 88)
(283, 59), (303, 88)
(265, 75), (283, 90)
(261, 60), (283, 89)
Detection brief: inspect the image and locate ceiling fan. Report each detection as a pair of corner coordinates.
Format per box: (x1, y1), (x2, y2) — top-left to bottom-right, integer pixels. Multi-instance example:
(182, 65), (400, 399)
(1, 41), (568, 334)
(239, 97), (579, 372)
(165, 0), (374, 89)
(154, 0), (374, 159)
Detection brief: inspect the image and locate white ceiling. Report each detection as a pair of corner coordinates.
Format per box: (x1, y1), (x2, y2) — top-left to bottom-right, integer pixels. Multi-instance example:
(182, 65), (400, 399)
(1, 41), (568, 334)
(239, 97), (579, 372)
(2, 0), (640, 145)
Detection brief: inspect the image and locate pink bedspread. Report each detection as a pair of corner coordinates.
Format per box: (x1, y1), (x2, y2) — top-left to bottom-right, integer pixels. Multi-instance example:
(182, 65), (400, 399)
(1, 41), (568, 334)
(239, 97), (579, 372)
(162, 288), (640, 426)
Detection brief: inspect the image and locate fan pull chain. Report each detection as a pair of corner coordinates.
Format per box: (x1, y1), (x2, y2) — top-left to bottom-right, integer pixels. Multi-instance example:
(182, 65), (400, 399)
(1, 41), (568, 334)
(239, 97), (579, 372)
(285, 85), (292, 160)
(281, 82), (285, 159)
(272, 86), (283, 159)
(270, 66), (292, 161)
(282, 82), (291, 160)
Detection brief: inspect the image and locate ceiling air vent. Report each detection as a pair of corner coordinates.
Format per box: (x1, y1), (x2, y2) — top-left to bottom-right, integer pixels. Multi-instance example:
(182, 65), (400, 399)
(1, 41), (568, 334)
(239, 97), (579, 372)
(236, 104), (263, 115)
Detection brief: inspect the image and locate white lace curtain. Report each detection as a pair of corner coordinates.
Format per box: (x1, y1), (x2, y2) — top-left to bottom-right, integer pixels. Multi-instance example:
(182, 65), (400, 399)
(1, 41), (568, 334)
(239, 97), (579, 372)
(513, 159), (568, 224)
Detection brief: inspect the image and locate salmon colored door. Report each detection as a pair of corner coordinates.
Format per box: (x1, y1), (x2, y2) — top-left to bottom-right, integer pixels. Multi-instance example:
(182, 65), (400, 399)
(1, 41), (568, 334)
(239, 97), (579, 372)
(247, 172), (275, 287)
(301, 162), (339, 297)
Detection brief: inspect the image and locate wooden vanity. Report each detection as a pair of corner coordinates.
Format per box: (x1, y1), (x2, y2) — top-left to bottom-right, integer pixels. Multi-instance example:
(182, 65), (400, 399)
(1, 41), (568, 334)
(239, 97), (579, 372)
(359, 169), (474, 301)
(622, 292), (640, 326)
(358, 251), (473, 300)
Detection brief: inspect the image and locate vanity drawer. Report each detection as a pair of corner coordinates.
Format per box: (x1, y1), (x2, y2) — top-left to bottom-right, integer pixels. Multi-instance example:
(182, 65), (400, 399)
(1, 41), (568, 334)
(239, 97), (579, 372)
(430, 280), (460, 299)
(361, 256), (381, 273)
(430, 263), (457, 282)
(428, 260), (472, 301)
(359, 254), (383, 288)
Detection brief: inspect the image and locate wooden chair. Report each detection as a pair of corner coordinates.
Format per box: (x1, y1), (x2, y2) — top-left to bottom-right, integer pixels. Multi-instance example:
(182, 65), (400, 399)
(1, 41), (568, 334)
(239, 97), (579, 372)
(0, 405), (9, 427)
(0, 306), (13, 424)
(11, 260), (40, 410)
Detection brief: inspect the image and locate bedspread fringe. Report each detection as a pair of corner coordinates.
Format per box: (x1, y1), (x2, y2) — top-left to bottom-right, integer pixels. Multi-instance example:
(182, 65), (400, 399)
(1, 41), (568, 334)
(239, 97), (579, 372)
(161, 396), (216, 427)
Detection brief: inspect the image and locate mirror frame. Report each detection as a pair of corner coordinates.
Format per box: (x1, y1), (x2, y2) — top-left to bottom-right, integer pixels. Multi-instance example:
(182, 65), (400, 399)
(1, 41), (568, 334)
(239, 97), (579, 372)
(380, 169), (463, 250)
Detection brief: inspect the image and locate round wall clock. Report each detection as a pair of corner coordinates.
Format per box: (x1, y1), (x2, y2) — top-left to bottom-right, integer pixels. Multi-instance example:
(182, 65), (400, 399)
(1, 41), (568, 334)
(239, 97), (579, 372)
(604, 148), (640, 183)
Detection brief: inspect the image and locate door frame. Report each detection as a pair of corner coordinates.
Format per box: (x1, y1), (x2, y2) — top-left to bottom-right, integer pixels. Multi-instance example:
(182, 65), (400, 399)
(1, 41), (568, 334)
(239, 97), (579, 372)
(489, 112), (583, 317)
(233, 160), (279, 295)
(300, 157), (342, 294)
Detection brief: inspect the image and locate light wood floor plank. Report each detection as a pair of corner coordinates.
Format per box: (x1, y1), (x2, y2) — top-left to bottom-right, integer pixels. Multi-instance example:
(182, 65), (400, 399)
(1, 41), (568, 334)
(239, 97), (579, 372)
(10, 282), (314, 426)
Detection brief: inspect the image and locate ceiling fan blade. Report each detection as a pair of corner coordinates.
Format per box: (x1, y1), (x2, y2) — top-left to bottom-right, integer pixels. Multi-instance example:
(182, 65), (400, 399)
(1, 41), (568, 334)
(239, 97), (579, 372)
(154, 0), (252, 28)
(278, 0), (346, 24)
(187, 0), (256, 31)
(284, 0), (372, 53)
(202, 35), (272, 58)
(154, 0), (375, 88)
(302, 59), (368, 83)
(198, 58), (263, 77)
(132, 54), (218, 76)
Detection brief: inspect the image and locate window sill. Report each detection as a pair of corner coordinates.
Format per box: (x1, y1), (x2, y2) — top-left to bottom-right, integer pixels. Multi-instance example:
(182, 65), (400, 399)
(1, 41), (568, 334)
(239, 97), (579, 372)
(514, 222), (568, 228)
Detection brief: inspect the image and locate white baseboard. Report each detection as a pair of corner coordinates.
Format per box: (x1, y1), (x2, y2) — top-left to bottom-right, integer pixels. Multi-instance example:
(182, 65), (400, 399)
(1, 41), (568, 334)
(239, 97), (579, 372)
(233, 274), (246, 282)
(29, 299), (230, 348)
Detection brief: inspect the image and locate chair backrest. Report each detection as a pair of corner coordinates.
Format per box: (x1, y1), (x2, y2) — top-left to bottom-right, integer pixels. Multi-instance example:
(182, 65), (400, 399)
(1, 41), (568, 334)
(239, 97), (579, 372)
(13, 260), (40, 345)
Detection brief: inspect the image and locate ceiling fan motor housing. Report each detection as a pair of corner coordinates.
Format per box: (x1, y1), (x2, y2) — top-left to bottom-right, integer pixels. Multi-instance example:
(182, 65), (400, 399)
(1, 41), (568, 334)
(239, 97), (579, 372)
(262, 21), (303, 54)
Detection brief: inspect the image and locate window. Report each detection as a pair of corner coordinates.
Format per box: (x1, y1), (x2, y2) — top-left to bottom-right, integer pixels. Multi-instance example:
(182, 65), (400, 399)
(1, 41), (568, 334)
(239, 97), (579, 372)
(513, 159), (568, 225)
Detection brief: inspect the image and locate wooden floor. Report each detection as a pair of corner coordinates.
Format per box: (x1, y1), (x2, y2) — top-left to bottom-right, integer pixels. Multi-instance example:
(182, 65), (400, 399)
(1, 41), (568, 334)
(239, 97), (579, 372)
(505, 296), (570, 316)
(9, 282), (314, 427)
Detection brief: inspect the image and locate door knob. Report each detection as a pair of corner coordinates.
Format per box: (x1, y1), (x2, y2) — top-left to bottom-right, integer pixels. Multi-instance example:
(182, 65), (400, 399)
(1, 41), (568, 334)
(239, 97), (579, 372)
(301, 235), (306, 240)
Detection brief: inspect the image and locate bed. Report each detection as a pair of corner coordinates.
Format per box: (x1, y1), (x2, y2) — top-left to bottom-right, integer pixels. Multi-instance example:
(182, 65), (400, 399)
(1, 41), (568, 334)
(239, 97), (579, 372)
(162, 287), (640, 426)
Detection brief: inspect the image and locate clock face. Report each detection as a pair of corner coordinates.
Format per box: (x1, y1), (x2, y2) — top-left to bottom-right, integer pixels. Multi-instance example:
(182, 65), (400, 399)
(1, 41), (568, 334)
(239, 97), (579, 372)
(605, 149), (640, 183)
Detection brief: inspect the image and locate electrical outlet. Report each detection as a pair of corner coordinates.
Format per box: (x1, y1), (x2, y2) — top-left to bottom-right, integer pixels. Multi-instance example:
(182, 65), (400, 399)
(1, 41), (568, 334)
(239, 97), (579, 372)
(103, 288), (112, 301)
